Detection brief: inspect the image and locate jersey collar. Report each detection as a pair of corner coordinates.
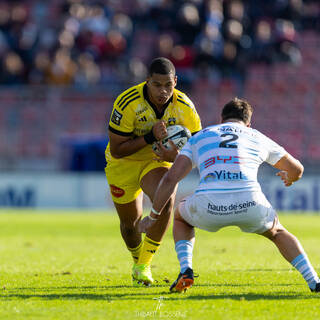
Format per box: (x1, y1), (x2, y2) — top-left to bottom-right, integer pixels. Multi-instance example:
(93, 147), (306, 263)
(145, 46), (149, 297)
(143, 84), (173, 119)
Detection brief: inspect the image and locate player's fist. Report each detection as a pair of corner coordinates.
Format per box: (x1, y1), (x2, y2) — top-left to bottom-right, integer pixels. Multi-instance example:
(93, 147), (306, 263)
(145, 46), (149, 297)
(276, 170), (293, 187)
(138, 216), (157, 233)
(153, 140), (178, 162)
(152, 121), (167, 140)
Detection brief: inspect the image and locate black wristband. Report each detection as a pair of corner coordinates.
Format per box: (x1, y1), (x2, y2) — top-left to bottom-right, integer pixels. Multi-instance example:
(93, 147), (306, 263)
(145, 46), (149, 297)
(144, 130), (157, 144)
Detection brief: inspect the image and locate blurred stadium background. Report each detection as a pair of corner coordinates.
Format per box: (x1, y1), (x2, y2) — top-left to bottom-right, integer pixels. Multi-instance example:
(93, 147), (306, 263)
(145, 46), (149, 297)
(0, 0), (319, 210)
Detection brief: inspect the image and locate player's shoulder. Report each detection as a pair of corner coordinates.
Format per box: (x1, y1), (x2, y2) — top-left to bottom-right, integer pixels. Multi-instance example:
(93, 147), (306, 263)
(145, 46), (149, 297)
(251, 127), (279, 146)
(174, 89), (195, 109)
(114, 82), (144, 111)
(250, 127), (270, 141)
(188, 125), (220, 145)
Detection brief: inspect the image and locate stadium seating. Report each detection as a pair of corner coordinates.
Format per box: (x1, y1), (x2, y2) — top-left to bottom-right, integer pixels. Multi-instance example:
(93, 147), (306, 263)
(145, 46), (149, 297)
(0, 0), (319, 170)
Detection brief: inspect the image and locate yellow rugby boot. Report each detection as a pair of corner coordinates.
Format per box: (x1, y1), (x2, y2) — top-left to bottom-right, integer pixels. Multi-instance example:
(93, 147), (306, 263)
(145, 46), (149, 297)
(132, 264), (154, 286)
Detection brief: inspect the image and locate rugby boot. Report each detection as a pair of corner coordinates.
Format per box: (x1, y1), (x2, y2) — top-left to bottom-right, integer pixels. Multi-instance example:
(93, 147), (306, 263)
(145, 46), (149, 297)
(170, 267), (195, 293)
(132, 263), (154, 286)
(310, 282), (320, 292)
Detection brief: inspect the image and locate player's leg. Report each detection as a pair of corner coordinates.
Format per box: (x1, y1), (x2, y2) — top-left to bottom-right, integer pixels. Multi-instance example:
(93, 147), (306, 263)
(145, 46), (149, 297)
(170, 204), (196, 292)
(261, 216), (320, 292)
(105, 159), (146, 284)
(136, 167), (175, 270)
(114, 193), (143, 264)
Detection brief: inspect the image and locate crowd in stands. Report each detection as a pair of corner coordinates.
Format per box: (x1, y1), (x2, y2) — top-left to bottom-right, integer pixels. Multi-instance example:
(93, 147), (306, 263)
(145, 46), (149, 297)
(0, 0), (320, 170)
(0, 0), (319, 87)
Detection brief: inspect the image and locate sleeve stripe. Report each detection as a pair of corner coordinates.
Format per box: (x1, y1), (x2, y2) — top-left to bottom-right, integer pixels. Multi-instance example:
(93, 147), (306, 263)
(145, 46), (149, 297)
(177, 98), (192, 108)
(121, 95), (140, 110)
(108, 125), (133, 136)
(117, 88), (138, 106)
(118, 92), (139, 109)
(178, 94), (184, 99)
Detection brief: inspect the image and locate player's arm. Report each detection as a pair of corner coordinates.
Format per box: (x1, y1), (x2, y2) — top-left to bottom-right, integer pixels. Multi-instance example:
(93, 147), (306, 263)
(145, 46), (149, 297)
(273, 153), (304, 187)
(109, 121), (167, 158)
(138, 155), (192, 232)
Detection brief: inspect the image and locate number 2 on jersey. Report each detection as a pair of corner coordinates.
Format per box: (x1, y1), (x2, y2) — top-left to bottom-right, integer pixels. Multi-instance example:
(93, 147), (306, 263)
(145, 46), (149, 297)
(219, 133), (238, 148)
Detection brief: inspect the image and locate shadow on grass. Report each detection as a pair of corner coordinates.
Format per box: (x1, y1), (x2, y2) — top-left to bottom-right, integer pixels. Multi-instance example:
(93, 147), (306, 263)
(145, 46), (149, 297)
(0, 292), (318, 301)
(0, 282), (299, 291)
(0, 283), (319, 301)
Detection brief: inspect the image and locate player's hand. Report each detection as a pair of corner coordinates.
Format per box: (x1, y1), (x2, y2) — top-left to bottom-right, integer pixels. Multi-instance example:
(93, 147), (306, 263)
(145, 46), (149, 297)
(276, 170), (293, 187)
(153, 140), (179, 162)
(152, 121), (167, 140)
(138, 216), (157, 233)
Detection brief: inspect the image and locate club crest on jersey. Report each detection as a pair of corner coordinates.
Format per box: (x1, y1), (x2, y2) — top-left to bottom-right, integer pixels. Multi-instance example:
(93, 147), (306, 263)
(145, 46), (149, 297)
(168, 118), (176, 125)
(111, 109), (122, 125)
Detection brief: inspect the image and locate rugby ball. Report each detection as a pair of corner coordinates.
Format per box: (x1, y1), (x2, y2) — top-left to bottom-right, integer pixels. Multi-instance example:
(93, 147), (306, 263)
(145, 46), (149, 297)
(152, 125), (191, 153)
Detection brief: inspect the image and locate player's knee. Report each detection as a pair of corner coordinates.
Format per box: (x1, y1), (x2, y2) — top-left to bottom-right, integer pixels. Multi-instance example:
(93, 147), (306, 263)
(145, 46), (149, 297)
(264, 228), (286, 241)
(174, 206), (184, 222)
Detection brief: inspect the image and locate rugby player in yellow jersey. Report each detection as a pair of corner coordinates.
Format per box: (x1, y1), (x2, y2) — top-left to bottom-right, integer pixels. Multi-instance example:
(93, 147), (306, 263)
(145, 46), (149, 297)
(105, 57), (202, 285)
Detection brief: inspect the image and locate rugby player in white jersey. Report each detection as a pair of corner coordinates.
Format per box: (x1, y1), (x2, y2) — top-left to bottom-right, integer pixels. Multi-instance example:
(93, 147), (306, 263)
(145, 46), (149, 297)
(139, 97), (320, 293)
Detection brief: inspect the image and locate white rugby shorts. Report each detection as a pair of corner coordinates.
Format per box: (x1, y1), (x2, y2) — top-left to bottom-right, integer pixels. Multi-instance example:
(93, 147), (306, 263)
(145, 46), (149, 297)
(178, 191), (276, 234)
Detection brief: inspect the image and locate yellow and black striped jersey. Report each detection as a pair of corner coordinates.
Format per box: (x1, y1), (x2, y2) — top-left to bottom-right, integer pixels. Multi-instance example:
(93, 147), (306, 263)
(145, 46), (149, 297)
(106, 82), (202, 162)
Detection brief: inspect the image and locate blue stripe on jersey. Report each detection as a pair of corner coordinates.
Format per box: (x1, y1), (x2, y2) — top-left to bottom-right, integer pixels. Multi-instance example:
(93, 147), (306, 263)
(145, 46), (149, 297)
(242, 146), (260, 152)
(198, 142), (220, 156)
(190, 131), (219, 145)
(247, 151), (260, 157)
(181, 149), (192, 155)
(196, 187), (250, 193)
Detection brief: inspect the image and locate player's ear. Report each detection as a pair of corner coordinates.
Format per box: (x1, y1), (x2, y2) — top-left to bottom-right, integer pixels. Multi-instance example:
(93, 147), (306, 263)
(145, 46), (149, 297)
(174, 76), (177, 87)
(246, 122), (251, 127)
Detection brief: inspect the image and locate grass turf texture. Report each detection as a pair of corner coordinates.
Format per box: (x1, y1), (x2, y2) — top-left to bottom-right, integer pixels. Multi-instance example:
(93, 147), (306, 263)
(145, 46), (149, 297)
(0, 210), (319, 320)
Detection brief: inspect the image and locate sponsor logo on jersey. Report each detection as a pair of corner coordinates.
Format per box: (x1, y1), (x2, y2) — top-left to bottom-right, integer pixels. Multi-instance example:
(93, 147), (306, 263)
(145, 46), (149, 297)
(136, 107), (148, 115)
(204, 170), (245, 182)
(204, 155), (243, 168)
(207, 200), (256, 215)
(138, 116), (147, 122)
(110, 184), (125, 198)
(111, 110), (123, 126)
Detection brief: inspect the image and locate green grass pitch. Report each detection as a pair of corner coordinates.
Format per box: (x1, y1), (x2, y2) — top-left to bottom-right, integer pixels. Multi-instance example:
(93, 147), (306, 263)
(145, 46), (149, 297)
(0, 210), (319, 320)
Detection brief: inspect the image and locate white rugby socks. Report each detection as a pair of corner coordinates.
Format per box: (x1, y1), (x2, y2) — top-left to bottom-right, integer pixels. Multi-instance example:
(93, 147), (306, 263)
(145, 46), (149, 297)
(291, 253), (320, 290)
(175, 240), (193, 273)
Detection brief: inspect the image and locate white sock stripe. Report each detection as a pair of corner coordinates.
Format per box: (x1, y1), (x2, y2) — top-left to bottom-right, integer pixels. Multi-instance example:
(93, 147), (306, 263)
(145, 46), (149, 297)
(292, 254), (320, 287)
(175, 243), (186, 250)
(176, 242), (193, 272)
(291, 255), (304, 267)
(177, 250), (190, 255)
(177, 249), (190, 254)
(296, 260), (308, 270)
(305, 274), (316, 281)
(175, 241), (193, 250)
(299, 264), (311, 273)
(181, 256), (191, 262)
(302, 267), (316, 276)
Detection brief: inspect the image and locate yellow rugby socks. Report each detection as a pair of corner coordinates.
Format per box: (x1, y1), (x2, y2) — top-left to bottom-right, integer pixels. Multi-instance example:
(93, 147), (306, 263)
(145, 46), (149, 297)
(127, 241), (142, 264)
(137, 236), (161, 265)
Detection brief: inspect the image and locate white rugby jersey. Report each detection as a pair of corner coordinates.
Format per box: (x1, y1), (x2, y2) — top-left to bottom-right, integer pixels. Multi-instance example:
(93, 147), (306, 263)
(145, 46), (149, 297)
(180, 122), (287, 194)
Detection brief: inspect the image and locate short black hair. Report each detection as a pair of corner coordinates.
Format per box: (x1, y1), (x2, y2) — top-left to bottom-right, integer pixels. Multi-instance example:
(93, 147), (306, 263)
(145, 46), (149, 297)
(221, 98), (253, 124)
(148, 57), (175, 76)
